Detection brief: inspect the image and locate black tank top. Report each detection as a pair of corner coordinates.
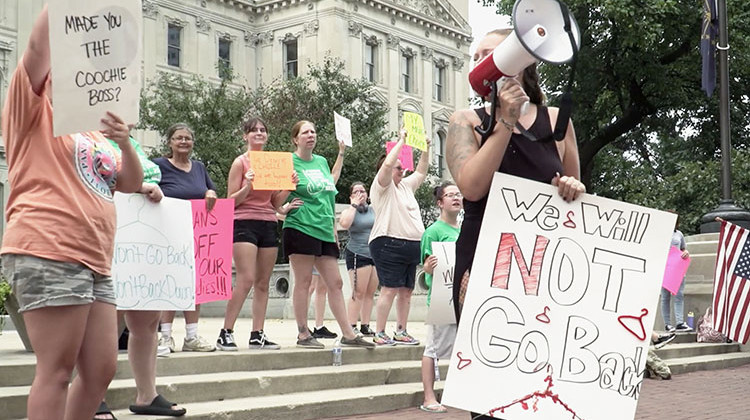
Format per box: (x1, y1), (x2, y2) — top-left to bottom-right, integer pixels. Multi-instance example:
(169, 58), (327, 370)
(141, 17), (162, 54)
(454, 106), (564, 291)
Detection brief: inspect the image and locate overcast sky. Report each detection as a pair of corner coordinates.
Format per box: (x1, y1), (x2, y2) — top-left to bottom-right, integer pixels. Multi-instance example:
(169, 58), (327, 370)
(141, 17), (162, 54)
(468, 1), (511, 58)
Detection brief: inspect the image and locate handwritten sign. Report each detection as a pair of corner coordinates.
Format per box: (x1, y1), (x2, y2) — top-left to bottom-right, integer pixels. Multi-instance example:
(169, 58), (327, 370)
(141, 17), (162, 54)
(48, 0), (142, 137)
(403, 111), (427, 151)
(192, 199), (234, 305)
(426, 242), (457, 325)
(386, 141), (414, 171)
(248, 151), (295, 190)
(334, 111), (353, 147)
(662, 246), (691, 295)
(113, 194), (195, 311)
(442, 173), (676, 420)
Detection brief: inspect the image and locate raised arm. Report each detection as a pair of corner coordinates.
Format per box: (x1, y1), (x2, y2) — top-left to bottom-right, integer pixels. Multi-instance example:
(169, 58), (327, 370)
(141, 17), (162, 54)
(409, 138), (431, 188)
(101, 113), (142, 193)
(24, 5), (50, 95)
(376, 129), (406, 188)
(330, 141), (346, 184)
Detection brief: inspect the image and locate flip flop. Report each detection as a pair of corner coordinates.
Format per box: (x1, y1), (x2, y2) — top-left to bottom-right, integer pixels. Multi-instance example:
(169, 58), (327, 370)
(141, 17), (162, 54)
(419, 403), (448, 413)
(129, 394), (186, 417)
(94, 401), (117, 420)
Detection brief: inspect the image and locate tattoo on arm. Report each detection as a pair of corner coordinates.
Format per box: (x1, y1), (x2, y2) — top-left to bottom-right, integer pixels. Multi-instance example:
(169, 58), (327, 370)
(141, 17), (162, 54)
(446, 118), (479, 182)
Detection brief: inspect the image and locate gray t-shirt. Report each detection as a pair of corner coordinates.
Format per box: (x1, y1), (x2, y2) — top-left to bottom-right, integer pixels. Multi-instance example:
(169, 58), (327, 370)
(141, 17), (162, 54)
(671, 230), (686, 250)
(346, 206), (375, 258)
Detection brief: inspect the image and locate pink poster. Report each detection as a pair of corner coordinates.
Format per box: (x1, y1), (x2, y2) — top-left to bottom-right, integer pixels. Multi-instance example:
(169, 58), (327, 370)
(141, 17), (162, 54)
(662, 246), (691, 295)
(386, 141), (414, 171)
(191, 199), (234, 304)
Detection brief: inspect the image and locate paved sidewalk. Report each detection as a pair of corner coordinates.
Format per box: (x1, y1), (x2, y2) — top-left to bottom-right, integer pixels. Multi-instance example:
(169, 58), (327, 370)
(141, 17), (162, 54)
(331, 364), (750, 420)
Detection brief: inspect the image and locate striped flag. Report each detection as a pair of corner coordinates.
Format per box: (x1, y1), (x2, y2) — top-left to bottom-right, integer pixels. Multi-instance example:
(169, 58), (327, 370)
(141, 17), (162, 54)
(713, 220), (750, 343)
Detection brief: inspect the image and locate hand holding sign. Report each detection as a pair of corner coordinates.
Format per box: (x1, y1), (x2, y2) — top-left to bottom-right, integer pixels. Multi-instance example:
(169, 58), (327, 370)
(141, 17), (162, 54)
(248, 151), (295, 190)
(403, 111), (427, 151)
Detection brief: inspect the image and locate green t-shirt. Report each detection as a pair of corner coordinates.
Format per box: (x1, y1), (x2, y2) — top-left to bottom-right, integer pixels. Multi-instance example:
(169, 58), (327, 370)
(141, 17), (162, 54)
(421, 219), (460, 306)
(108, 137), (162, 184)
(283, 153), (337, 242)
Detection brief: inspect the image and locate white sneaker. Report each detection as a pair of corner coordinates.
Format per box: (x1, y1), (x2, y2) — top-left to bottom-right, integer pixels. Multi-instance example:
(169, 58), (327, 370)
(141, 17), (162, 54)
(156, 345), (171, 357)
(183, 335), (216, 352)
(158, 335), (176, 353)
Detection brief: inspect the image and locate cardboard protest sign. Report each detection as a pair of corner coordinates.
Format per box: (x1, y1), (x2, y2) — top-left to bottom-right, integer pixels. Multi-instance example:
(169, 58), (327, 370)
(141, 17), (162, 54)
(662, 246), (691, 295)
(425, 242), (457, 325)
(403, 111), (427, 151)
(334, 111), (353, 147)
(442, 173), (676, 420)
(248, 151), (295, 190)
(386, 141), (414, 171)
(191, 199), (234, 305)
(113, 194), (196, 311)
(48, 0), (142, 137)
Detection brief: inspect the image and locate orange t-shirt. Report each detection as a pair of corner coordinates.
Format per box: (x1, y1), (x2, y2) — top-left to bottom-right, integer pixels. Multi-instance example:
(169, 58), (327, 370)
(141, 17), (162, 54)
(1, 62), (121, 275)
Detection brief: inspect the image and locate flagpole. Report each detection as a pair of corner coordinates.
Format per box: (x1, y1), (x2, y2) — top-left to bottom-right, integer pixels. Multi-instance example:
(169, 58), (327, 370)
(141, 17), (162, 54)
(700, 0), (750, 232)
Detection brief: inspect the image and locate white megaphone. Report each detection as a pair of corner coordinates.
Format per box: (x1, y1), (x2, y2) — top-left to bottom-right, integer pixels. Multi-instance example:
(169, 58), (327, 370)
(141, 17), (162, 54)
(469, 0), (581, 97)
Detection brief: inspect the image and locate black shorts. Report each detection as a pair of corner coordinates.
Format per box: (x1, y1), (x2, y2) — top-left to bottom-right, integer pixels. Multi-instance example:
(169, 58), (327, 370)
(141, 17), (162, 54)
(345, 249), (375, 271)
(282, 228), (339, 259)
(368, 236), (420, 289)
(233, 220), (278, 247)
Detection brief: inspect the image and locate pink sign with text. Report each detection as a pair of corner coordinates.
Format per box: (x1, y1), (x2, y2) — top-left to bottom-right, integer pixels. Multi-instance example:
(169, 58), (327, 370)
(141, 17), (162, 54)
(191, 199), (234, 304)
(662, 246), (691, 295)
(386, 141), (414, 171)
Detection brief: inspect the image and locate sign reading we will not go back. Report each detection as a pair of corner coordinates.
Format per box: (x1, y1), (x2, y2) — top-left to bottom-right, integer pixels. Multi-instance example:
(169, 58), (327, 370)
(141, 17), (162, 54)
(48, 0), (142, 137)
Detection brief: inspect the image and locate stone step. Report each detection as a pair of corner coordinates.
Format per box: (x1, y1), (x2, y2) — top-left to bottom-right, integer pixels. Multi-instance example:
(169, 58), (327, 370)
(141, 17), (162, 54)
(665, 352), (750, 375)
(686, 233), (719, 243)
(108, 381), (445, 420)
(654, 342), (740, 359)
(686, 240), (719, 254)
(0, 359), (449, 420)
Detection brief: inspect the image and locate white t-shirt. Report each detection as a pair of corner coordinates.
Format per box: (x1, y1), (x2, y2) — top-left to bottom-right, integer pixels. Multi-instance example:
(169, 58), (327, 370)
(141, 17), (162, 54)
(368, 174), (424, 242)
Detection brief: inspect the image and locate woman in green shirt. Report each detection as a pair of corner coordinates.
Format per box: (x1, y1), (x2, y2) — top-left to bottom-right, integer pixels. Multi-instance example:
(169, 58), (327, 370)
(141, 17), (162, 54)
(282, 120), (374, 349)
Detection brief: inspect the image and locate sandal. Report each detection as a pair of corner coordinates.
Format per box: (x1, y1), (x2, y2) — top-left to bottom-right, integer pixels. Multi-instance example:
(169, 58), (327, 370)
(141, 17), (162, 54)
(129, 394), (186, 417)
(94, 401), (117, 420)
(419, 403), (448, 413)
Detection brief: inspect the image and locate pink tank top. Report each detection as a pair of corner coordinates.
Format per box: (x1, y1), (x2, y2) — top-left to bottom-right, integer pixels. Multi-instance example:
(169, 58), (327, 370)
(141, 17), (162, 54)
(234, 154), (278, 222)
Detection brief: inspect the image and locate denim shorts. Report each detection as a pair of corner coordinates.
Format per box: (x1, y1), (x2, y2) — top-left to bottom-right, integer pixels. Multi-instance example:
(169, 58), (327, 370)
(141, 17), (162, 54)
(368, 236), (420, 289)
(1, 254), (116, 312)
(233, 219), (278, 247)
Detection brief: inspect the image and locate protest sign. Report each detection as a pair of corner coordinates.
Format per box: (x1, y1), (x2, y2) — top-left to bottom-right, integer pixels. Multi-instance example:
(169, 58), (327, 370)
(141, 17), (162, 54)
(113, 194), (195, 311)
(442, 173), (676, 420)
(425, 242), (457, 325)
(386, 141), (414, 171)
(248, 151), (295, 190)
(403, 111), (427, 151)
(48, 0), (142, 137)
(192, 199), (234, 305)
(334, 111), (353, 147)
(662, 246), (691, 295)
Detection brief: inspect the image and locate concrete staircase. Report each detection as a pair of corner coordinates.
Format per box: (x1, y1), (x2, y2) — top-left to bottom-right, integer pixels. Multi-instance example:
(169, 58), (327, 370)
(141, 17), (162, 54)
(654, 332), (750, 375)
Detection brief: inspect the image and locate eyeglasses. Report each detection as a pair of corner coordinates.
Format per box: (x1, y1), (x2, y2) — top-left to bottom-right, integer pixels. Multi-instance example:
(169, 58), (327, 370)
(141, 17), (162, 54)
(171, 136), (193, 143)
(248, 127), (267, 133)
(352, 190), (367, 195)
(442, 192), (463, 199)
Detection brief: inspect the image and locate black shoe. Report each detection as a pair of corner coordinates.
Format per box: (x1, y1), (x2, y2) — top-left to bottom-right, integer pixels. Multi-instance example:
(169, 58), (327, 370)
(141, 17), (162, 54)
(674, 322), (693, 332)
(249, 330), (281, 350)
(216, 328), (238, 351)
(359, 324), (376, 337)
(652, 332), (676, 349)
(118, 327), (129, 350)
(312, 325), (338, 339)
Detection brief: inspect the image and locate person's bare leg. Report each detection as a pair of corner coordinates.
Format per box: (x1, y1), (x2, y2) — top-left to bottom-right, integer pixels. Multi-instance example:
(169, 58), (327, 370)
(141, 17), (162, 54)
(64, 301), (118, 420)
(184, 306), (201, 325)
(375, 286), (397, 333)
(395, 287), (413, 332)
(314, 277), (328, 327)
(223, 243), (258, 330)
(421, 356), (440, 407)
(361, 267), (378, 326)
(315, 257), (357, 340)
(290, 254), (315, 338)
(252, 247), (278, 331)
(347, 266), (371, 325)
(24, 305), (92, 420)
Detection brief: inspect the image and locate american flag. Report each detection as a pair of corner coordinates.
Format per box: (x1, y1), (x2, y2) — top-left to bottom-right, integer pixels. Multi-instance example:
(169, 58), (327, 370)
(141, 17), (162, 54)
(713, 220), (750, 344)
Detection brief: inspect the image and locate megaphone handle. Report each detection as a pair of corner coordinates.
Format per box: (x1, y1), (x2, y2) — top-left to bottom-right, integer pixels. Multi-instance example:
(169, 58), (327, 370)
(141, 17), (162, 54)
(474, 82), (498, 139)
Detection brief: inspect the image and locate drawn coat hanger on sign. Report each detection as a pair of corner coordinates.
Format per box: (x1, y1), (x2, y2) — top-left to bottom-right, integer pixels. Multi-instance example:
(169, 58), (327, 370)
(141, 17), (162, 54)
(617, 308), (649, 341)
(116, 193), (170, 247)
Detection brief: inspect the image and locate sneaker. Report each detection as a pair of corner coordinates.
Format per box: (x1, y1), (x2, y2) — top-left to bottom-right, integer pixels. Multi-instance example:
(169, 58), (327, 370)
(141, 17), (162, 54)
(296, 335), (325, 349)
(352, 326), (363, 337)
(341, 335), (376, 348)
(217, 329), (238, 351)
(159, 335), (176, 353)
(393, 330), (420, 345)
(312, 325), (338, 339)
(674, 322), (693, 332)
(373, 331), (396, 346)
(249, 330), (281, 350)
(183, 335), (216, 352)
(665, 324), (675, 333)
(156, 345), (171, 357)
(652, 332), (676, 349)
(360, 324), (376, 337)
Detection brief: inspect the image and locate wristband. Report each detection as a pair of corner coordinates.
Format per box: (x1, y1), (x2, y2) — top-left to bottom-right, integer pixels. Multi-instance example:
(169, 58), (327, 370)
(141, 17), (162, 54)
(351, 203), (357, 208)
(499, 117), (515, 131)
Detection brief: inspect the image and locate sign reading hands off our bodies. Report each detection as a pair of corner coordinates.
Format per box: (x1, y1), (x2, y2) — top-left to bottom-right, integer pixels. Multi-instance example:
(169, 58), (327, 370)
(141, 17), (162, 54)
(113, 194), (196, 311)
(442, 173), (676, 420)
(48, 0), (142, 137)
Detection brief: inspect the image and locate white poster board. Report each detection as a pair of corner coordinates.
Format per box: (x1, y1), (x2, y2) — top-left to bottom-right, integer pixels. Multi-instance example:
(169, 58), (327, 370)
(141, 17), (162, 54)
(48, 0), (142, 137)
(334, 111), (353, 147)
(425, 242), (457, 325)
(112, 194), (196, 311)
(442, 173), (676, 420)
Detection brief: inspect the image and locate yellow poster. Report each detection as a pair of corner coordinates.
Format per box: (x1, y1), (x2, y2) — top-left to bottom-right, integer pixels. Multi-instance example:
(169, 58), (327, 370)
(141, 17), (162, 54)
(403, 111), (427, 151)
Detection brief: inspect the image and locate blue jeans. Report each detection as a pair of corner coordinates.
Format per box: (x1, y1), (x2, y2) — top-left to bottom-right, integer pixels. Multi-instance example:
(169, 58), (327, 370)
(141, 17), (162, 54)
(660, 279), (685, 326)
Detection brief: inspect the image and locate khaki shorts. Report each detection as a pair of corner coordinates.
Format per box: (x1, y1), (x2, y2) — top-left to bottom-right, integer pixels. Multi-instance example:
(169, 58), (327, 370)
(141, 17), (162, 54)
(1, 254), (115, 312)
(423, 323), (457, 360)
